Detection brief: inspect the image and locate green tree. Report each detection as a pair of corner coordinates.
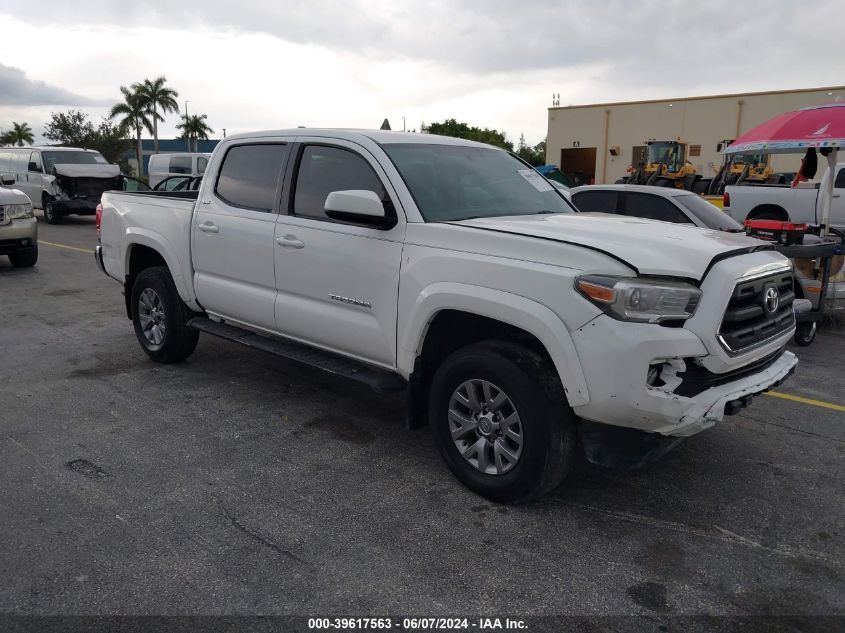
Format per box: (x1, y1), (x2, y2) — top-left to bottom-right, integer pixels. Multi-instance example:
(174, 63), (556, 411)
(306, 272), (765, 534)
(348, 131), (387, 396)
(134, 76), (179, 154)
(43, 110), (95, 146)
(110, 85), (152, 176)
(43, 110), (133, 174)
(176, 113), (214, 152)
(422, 118), (514, 152)
(2, 122), (35, 146)
(516, 134), (545, 166)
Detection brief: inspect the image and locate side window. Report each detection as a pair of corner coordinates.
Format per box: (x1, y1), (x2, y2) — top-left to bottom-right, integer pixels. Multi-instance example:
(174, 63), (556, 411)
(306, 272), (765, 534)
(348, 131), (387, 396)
(28, 152), (43, 172)
(572, 190), (618, 214)
(214, 144), (289, 212)
(197, 156), (208, 174)
(170, 155), (193, 175)
(623, 193), (693, 223)
(835, 167), (845, 189)
(293, 145), (388, 220)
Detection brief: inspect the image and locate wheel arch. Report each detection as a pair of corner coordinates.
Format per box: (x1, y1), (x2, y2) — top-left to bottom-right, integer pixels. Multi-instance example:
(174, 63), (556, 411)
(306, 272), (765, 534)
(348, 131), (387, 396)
(123, 232), (198, 318)
(399, 284), (590, 429)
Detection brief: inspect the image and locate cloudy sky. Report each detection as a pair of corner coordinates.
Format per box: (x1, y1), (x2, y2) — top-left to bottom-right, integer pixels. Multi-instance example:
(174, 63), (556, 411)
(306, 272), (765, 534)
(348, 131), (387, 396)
(1, 0), (843, 146)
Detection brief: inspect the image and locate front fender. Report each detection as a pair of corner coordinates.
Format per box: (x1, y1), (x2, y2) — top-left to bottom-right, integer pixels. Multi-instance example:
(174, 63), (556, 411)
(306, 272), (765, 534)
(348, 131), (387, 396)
(398, 282), (590, 406)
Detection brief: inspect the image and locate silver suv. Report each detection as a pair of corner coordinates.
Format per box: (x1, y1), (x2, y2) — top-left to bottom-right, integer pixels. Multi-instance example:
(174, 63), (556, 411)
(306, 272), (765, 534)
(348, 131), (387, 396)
(0, 175), (38, 267)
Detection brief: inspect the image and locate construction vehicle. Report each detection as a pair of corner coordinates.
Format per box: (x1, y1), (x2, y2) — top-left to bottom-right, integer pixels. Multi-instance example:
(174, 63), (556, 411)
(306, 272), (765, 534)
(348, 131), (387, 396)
(702, 140), (782, 196)
(619, 140), (698, 189)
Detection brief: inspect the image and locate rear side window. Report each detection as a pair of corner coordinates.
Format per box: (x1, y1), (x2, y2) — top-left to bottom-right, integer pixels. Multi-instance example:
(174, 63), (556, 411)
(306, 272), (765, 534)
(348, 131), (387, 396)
(170, 155), (193, 174)
(197, 156), (208, 174)
(293, 145), (388, 220)
(572, 190), (618, 213)
(623, 192), (693, 224)
(215, 144), (289, 212)
(835, 168), (845, 189)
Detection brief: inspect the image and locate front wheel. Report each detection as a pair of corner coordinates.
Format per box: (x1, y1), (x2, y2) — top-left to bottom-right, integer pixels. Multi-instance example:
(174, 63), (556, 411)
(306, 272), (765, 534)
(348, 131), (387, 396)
(428, 341), (576, 503)
(794, 322), (817, 346)
(43, 199), (62, 224)
(131, 266), (199, 362)
(9, 247), (38, 268)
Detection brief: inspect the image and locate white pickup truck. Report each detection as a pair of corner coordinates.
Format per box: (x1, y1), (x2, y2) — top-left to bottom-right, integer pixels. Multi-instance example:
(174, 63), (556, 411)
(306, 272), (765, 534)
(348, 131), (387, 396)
(96, 129), (798, 502)
(724, 162), (845, 226)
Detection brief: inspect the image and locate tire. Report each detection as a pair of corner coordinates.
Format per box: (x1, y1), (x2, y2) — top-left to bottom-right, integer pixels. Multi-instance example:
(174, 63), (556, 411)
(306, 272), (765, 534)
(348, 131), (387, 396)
(131, 266), (199, 362)
(794, 322), (816, 346)
(428, 340), (576, 503)
(43, 198), (62, 224)
(654, 178), (676, 188)
(9, 246), (38, 268)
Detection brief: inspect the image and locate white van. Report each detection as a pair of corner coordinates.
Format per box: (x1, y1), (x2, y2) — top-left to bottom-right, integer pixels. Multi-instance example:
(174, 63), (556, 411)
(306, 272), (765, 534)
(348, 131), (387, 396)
(0, 146), (121, 223)
(147, 153), (210, 188)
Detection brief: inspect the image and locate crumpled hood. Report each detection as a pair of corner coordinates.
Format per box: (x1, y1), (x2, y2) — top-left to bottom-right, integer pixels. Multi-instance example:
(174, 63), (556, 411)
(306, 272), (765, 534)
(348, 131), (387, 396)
(452, 212), (773, 281)
(52, 163), (120, 179)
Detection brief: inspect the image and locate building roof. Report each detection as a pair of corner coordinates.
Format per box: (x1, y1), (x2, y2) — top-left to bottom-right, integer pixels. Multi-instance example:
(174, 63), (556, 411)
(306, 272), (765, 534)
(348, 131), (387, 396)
(549, 85), (845, 111)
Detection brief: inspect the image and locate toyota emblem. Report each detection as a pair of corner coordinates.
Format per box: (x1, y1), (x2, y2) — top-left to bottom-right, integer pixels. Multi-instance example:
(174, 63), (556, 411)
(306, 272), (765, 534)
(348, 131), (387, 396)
(764, 287), (780, 314)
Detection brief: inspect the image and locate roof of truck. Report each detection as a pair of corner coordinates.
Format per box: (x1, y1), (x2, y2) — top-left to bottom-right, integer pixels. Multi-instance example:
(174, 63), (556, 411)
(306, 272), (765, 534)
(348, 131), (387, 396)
(224, 129), (499, 149)
(2, 146), (102, 153)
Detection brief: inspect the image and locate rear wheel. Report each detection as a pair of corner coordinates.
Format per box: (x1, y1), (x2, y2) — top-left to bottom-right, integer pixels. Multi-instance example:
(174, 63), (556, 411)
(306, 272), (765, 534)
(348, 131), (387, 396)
(9, 246), (38, 268)
(654, 178), (676, 188)
(428, 341), (576, 503)
(131, 266), (199, 362)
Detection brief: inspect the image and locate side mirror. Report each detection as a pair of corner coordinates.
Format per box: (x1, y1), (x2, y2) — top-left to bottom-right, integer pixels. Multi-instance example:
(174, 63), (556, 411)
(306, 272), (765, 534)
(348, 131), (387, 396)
(28, 162), (40, 172)
(0, 173), (15, 186)
(324, 190), (396, 229)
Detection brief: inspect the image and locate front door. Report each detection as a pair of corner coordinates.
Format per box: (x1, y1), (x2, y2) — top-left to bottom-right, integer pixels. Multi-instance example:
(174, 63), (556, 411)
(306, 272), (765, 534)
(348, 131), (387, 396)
(19, 151), (43, 205)
(273, 140), (405, 368)
(192, 142), (291, 332)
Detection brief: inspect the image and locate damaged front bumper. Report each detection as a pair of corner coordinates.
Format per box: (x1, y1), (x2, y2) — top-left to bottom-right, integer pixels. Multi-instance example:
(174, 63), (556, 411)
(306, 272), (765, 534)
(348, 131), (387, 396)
(571, 315), (798, 440)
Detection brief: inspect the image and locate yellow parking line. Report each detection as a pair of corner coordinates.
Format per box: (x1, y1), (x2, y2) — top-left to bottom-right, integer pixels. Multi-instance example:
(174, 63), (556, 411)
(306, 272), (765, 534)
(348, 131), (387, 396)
(765, 391), (845, 413)
(39, 240), (94, 255)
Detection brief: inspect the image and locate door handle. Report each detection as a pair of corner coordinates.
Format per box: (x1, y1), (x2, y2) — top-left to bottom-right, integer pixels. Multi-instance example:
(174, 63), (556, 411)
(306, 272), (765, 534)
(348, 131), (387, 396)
(276, 234), (305, 249)
(198, 222), (219, 233)
(833, 194), (841, 198)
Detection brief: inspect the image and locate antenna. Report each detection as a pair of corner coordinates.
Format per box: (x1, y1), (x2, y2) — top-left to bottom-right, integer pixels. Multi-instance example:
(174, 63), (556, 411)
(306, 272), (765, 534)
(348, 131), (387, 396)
(551, 93), (560, 107)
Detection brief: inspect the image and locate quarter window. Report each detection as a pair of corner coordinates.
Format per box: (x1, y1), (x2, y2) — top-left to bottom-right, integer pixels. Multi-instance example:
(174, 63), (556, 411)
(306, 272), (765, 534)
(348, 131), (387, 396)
(835, 167), (845, 189)
(623, 193), (693, 224)
(197, 156), (208, 174)
(214, 144), (289, 212)
(293, 145), (388, 220)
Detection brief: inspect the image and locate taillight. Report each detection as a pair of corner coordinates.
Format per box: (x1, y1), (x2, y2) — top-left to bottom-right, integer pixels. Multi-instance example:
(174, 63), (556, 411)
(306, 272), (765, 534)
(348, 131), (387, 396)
(95, 203), (103, 236)
(723, 191), (730, 207)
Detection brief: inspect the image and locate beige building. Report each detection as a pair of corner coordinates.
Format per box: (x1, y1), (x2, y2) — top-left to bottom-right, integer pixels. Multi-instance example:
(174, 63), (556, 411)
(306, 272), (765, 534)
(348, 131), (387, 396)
(546, 85), (845, 184)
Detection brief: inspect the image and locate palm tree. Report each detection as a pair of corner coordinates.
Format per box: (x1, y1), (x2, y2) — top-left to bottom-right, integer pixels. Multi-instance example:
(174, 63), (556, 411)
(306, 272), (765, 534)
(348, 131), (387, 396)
(133, 76), (179, 154)
(3, 122), (34, 146)
(176, 114), (214, 152)
(110, 86), (153, 176)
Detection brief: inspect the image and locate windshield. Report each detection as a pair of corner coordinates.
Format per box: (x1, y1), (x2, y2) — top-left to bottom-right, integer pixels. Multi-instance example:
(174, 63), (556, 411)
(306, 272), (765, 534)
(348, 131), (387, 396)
(42, 151), (107, 172)
(382, 143), (575, 222)
(674, 194), (743, 231)
(648, 142), (685, 173)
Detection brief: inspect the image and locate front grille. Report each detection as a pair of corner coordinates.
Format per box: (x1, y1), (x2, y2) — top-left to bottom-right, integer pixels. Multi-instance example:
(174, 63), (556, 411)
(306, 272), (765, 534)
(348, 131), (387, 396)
(719, 269), (795, 353)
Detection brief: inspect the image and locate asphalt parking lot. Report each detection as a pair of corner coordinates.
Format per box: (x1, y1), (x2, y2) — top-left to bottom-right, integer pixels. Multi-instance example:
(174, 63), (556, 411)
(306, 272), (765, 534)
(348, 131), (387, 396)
(0, 214), (843, 619)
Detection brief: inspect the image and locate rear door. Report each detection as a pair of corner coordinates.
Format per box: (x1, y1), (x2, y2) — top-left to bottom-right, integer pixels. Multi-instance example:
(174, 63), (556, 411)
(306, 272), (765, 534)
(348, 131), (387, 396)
(272, 140), (405, 368)
(192, 142), (291, 332)
(620, 192), (696, 224)
(571, 189), (619, 214)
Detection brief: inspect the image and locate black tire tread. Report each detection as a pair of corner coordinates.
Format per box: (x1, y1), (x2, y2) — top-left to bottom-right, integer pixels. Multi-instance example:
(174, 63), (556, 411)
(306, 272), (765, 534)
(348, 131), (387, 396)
(131, 266), (199, 363)
(9, 246), (38, 267)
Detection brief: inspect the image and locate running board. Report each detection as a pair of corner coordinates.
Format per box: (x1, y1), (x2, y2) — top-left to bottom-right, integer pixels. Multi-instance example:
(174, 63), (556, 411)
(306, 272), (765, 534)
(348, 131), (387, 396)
(188, 317), (406, 393)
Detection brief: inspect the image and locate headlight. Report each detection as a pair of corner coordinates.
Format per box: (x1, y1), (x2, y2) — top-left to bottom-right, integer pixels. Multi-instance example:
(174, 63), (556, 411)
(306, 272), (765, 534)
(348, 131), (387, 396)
(576, 274), (702, 323)
(5, 202), (33, 219)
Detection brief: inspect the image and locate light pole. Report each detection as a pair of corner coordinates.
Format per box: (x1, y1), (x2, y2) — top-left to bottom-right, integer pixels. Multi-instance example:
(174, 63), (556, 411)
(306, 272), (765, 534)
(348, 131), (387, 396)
(184, 100), (191, 151)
